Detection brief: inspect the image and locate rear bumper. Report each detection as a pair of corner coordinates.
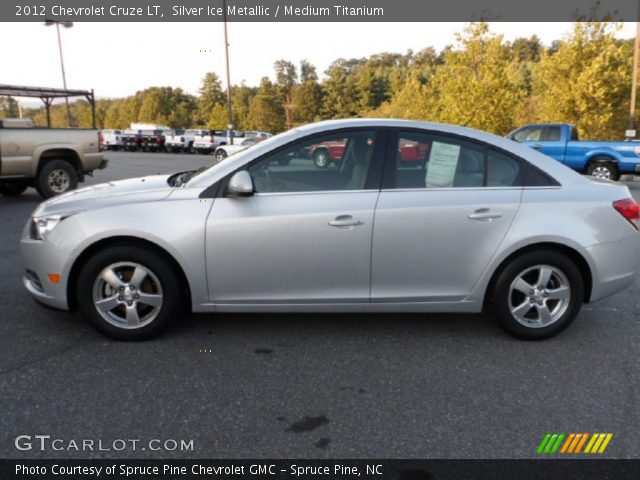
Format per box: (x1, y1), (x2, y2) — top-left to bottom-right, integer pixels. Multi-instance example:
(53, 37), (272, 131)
(99, 158), (108, 169)
(587, 233), (640, 302)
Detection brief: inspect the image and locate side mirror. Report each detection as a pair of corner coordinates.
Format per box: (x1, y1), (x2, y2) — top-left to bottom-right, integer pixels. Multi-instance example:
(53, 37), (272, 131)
(227, 170), (254, 197)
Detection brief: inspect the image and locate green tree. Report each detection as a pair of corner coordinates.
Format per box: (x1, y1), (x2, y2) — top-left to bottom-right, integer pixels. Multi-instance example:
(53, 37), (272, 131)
(196, 72), (225, 125)
(322, 58), (363, 118)
(247, 77), (285, 132)
(375, 23), (527, 135)
(531, 22), (633, 139)
(1, 96), (19, 117)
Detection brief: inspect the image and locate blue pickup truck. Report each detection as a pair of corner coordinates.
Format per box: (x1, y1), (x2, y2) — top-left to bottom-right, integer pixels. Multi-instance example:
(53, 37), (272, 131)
(507, 123), (640, 181)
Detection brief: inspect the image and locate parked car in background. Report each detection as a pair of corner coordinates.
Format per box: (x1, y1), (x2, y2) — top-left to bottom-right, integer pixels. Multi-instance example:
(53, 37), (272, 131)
(165, 129), (210, 153)
(193, 130), (246, 154)
(306, 138), (429, 168)
(101, 129), (124, 151)
(121, 130), (139, 151)
(20, 119), (640, 341)
(214, 136), (268, 162)
(507, 123), (640, 181)
(0, 117), (107, 198)
(121, 129), (169, 152)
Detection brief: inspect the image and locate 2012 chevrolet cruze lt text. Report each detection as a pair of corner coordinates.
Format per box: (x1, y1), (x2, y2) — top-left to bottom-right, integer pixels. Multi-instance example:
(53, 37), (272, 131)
(20, 119), (640, 340)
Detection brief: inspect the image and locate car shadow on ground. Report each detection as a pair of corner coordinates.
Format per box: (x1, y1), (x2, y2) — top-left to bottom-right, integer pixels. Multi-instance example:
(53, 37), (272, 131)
(0, 190), (41, 204)
(172, 311), (504, 341)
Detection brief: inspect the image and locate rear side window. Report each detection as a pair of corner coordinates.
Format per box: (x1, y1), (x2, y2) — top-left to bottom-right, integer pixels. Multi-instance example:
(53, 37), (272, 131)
(487, 149), (523, 187)
(391, 132), (531, 189)
(523, 166), (559, 186)
(393, 131), (485, 189)
(544, 126), (561, 141)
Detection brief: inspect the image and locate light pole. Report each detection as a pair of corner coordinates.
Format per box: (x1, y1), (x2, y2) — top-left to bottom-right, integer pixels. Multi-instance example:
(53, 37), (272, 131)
(45, 19), (73, 127)
(221, 0), (234, 144)
(629, 2), (640, 138)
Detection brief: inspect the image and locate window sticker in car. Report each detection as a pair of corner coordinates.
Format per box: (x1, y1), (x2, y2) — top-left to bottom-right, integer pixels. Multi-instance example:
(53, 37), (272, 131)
(425, 141), (461, 187)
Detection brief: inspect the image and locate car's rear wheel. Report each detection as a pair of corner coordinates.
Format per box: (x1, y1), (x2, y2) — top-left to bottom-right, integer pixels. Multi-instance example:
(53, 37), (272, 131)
(492, 250), (584, 339)
(77, 245), (183, 340)
(36, 160), (78, 198)
(586, 160), (619, 181)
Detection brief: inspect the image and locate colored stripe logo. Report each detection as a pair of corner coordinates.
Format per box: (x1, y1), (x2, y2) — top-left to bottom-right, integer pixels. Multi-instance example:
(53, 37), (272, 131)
(537, 433), (613, 454)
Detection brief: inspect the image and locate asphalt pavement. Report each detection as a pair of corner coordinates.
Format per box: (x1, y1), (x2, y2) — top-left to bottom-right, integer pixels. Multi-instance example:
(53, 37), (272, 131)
(1, 151), (639, 459)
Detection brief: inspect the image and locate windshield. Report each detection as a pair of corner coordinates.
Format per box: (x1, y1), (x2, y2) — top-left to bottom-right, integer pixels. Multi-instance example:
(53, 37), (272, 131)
(186, 128), (300, 186)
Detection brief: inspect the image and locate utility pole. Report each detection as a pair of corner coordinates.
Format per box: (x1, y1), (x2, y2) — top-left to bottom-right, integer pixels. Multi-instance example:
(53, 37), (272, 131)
(222, 0), (234, 145)
(45, 20), (74, 127)
(628, 2), (640, 138)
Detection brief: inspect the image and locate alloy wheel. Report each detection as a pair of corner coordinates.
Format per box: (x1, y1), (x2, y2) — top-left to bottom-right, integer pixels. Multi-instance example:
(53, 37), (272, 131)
(508, 264), (571, 328)
(92, 262), (163, 329)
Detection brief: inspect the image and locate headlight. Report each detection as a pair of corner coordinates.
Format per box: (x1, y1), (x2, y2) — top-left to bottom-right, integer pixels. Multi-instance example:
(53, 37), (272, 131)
(30, 215), (64, 240)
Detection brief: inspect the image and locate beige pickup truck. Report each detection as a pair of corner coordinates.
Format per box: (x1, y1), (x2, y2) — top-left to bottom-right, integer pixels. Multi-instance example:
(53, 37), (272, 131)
(0, 118), (107, 198)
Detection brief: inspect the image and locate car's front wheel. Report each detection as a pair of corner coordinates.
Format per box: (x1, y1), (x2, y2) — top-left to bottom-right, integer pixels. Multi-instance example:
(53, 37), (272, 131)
(492, 250), (584, 340)
(314, 150), (330, 168)
(77, 245), (183, 340)
(214, 149), (227, 163)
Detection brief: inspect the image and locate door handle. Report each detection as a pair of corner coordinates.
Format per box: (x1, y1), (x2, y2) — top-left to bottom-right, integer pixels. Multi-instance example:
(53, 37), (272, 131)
(532, 144), (542, 150)
(329, 215), (364, 227)
(468, 209), (502, 221)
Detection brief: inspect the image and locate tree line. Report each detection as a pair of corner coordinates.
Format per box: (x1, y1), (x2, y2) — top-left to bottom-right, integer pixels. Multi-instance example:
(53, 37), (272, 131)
(1, 22), (636, 140)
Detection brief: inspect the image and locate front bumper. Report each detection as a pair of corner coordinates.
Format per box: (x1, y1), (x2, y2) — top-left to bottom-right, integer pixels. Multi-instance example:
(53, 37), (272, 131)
(20, 226), (72, 311)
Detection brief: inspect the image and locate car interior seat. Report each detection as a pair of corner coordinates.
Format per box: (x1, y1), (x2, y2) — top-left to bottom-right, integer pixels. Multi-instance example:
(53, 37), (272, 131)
(346, 138), (372, 190)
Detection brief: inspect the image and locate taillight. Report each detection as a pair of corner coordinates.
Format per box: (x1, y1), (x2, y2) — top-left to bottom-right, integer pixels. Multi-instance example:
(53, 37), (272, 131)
(613, 198), (640, 230)
(98, 131), (104, 152)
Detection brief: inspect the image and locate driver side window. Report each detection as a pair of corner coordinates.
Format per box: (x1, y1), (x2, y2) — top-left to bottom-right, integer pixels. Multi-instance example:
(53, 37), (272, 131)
(247, 130), (377, 193)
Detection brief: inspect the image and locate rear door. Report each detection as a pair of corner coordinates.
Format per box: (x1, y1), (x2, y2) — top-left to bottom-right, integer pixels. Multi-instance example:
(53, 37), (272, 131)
(370, 129), (523, 303)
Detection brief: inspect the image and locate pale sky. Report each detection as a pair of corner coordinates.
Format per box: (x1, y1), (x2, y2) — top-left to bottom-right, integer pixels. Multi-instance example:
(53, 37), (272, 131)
(0, 22), (636, 102)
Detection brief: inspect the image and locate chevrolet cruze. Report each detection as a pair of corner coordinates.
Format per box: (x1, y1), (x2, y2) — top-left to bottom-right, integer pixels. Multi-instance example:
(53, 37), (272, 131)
(20, 119), (640, 340)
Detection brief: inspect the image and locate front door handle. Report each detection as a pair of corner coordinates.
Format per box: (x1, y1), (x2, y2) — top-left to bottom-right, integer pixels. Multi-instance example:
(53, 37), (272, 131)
(329, 215), (364, 227)
(468, 209), (502, 221)
(532, 144), (542, 150)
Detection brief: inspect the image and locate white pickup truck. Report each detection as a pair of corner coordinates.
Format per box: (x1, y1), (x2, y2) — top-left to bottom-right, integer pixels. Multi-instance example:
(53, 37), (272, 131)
(213, 131), (273, 162)
(0, 118), (107, 198)
(101, 129), (124, 151)
(193, 129), (246, 154)
(165, 129), (211, 153)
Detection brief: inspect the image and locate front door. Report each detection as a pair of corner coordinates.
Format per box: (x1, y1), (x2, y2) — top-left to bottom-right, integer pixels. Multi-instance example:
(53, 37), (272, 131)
(205, 129), (383, 304)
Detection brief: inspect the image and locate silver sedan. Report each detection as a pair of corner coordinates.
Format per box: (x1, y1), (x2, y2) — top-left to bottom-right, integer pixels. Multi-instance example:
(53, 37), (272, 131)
(20, 119), (640, 340)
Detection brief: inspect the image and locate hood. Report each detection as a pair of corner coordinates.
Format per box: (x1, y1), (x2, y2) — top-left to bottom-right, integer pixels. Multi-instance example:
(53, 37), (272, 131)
(33, 175), (174, 217)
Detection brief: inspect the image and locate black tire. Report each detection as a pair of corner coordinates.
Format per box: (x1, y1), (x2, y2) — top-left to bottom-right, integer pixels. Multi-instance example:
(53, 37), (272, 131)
(0, 181), (28, 196)
(35, 160), (78, 198)
(76, 245), (183, 341)
(314, 150), (330, 169)
(491, 250), (584, 340)
(586, 160), (619, 181)
(214, 149), (227, 163)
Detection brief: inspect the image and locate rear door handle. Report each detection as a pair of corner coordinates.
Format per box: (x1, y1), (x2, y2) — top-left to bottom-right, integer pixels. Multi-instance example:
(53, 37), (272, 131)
(329, 215), (364, 227)
(468, 209), (502, 221)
